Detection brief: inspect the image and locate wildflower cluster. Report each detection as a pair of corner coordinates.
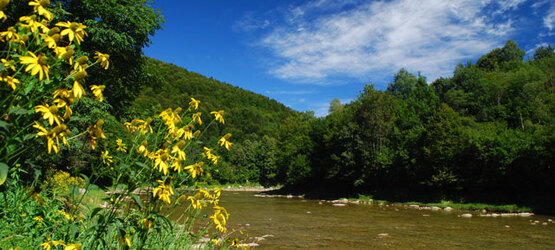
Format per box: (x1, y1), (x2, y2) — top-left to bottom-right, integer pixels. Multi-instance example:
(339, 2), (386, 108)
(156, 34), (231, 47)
(44, 169), (84, 193)
(0, 1), (234, 248)
(0, 0), (110, 157)
(119, 97), (233, 233)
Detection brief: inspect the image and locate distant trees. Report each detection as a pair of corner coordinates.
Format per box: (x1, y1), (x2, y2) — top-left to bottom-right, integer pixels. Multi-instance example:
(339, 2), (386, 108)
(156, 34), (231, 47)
(264, 41), (555, 206)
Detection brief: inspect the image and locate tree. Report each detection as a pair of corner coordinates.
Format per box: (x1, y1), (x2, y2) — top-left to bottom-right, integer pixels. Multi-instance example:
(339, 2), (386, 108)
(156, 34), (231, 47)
(533, 44), (554, 61)
(328, 98), (342, 114)
(61, 0), (165, 114)
(477, 40), (525, 71)
(2, 0), (165, 115)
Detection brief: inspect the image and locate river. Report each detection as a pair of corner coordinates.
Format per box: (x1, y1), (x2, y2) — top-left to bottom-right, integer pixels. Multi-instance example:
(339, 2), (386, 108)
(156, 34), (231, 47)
(213, 191), (555, 249)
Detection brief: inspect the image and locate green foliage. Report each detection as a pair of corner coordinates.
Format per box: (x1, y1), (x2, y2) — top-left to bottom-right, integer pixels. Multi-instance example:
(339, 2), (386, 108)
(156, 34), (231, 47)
(61, 0), (164, 114)
(271, 41), (555, 210)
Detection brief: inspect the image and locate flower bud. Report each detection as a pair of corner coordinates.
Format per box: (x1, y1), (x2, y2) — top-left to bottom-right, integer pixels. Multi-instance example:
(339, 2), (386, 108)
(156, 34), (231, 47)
(0, 0), (9, 10)
(73, 70), (87, 81)
(76, 56), (89, 65)
(47, 27), (60, 36)
(62, 49), (74, 61)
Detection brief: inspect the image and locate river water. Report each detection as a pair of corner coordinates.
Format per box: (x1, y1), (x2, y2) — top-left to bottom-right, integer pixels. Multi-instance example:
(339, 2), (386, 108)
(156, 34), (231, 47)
(216, 191), (555, 249)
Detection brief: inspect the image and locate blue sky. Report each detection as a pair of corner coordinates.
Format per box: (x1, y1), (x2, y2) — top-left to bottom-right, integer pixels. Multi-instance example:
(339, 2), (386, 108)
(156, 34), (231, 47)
(144, 0), (555, 117)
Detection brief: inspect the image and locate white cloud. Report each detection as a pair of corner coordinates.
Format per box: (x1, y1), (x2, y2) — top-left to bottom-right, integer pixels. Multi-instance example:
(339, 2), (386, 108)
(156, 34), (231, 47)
(544, 4), (555, 31)
(494, 0), (528, 14)
(233, 12), (271, 32)
(259, 0), (520, 85)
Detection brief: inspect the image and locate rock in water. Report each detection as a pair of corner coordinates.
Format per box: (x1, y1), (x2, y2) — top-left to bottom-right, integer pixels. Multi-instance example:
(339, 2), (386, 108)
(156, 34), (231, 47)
(460, 213), (473, 218)
(377, 233), (390, 238)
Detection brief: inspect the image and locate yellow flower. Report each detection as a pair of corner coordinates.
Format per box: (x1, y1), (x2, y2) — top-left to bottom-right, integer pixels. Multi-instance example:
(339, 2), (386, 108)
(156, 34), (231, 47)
(101, 150), (113, 166)
(20, 51), (50, 81)
(51, 240), (64, 247)
(90, 85), (105, 102)
(136, 140), (149, 156)
(203, 147), (219, 165)
(192, 112), (202, 125)
(171, 158), (183, 173)
(159, 107), (182, 135)
(189, 98), (200, 110)
(0, 10), (5, 22)
(187, 192), (205, 210)
(116, 232), (131, 248)
(29, 0), (53, 21)
(218, 133), (232, 151)
(138, 117), (153, 134)
(41, 34), (58, 48)
(19, 15), (48, 33)
(58, 210), (74, 221)
(2, 59), (16, 71)
(94, 51), (110, 70)
(171, 140), (186, 160)
(87, 119), (106, 150)
(0, 27), (20, 42)
(72, 81), (85, 99)
(210, 155), (220, 165)
(140, 218), (154, 229)
(56, 21), (87, 44)
(153, 148), (170, 175)
(33, 122), (58, 154)
(210, 205), (229, 232)
(177, 125), (193, 140)
(153, 179), (174, 204)
(40, 242), (51, 250)
(184, 162), (203, 179)
(64, 243), (81, 250)
(210, 110), (225, 124)
(2, 76), (20, 90)
(34, 216), (43, 222)
(73, 56), (89, 71)
(35, 104), (63, 126)
(53, 88), (74, 101)
(55, 46), (74, 64)
(116, 139), (127, 152)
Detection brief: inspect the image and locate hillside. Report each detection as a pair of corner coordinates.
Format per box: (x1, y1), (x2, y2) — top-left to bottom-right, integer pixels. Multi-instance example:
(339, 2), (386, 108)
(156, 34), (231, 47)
(127, 58), (296, 184)
(130, 58), (294, 141)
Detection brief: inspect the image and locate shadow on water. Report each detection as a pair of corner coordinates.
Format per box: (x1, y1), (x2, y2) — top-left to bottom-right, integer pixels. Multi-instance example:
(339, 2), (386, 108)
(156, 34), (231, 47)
(261, 185), (555, 215)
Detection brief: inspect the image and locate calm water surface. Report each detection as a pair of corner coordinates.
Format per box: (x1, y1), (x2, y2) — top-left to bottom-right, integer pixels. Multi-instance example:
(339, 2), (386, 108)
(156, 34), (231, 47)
(216, 191), (555, 249)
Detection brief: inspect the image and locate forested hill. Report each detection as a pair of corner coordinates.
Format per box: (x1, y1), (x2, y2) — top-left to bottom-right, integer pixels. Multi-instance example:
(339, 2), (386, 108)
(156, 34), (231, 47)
(127, 58), (296, 184)
(129, 58), (294, 141)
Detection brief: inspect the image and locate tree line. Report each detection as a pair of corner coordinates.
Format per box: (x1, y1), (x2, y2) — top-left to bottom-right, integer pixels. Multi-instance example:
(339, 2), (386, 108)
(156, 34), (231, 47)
(267, 41), (554, 209)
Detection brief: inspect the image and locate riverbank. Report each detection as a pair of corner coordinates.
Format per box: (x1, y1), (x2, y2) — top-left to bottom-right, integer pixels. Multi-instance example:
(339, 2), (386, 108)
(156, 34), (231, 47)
(257, 187), (541, 214)
(201, 183), (281, 192)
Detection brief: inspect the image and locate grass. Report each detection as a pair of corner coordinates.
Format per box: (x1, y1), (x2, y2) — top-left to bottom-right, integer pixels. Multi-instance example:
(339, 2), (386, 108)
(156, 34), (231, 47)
(344, 194), (532, 212)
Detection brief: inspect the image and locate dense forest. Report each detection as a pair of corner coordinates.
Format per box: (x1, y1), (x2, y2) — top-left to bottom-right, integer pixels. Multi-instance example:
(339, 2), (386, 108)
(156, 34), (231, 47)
(268, 41), (555, 211)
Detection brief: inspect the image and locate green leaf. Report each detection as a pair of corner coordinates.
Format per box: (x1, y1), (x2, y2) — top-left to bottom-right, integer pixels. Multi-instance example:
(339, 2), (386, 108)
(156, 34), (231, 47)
(23, 133), (35, 141)
(0, 162), (8, 186)
(134, 161), (149, 170)
(131, 194), (143, 209)
(0, 120), (8, 130)
(8, 106), (30, 115)
(90, 207), (103, 219)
